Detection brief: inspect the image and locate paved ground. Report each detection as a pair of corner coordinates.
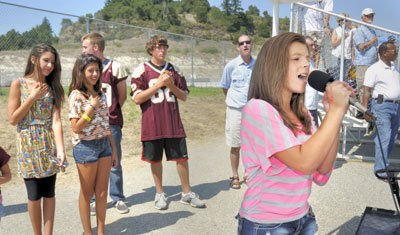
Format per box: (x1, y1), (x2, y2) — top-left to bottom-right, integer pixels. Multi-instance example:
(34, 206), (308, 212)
(0, 139), (398, 234)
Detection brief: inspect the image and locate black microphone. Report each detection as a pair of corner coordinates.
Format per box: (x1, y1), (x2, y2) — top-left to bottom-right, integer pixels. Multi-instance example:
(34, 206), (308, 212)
(308, 70), (376, 118)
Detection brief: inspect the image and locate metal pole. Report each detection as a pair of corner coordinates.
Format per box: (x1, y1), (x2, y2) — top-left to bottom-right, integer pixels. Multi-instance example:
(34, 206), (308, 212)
(290, 3), (294, 33)
(191, 37), (194, 87)
(339, 19), (346, 81)
(272, 0), (280, 36)
(148, 29), (152, 61)
(86, 18), (90, 33)
(223, 43), (226, 66)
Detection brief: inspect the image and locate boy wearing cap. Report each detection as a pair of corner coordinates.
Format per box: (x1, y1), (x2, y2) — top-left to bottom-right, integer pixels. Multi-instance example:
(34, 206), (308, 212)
(353, 8), (378, 118)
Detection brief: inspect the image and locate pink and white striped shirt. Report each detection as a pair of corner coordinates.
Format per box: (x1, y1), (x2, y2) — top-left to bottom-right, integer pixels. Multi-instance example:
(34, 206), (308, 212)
(239, 98), (331, 224)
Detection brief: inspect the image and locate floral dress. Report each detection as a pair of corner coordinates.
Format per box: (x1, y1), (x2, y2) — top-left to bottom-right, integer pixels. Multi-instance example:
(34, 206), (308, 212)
(16, 78), (60, 178)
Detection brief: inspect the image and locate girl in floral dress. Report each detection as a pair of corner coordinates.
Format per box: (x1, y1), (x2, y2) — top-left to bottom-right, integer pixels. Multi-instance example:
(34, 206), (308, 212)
(8, 43), (66, 235)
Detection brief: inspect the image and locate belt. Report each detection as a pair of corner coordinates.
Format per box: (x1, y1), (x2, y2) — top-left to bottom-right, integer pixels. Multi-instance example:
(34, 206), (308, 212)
(374, 98), (400, 103)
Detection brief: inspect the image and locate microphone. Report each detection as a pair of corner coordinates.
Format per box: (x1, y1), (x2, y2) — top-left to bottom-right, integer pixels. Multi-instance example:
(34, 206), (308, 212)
(308, 70), (376, 118)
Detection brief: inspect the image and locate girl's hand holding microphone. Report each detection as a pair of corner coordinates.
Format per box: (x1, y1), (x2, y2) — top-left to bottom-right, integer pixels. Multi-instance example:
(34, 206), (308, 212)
(323, 81), (353, 114)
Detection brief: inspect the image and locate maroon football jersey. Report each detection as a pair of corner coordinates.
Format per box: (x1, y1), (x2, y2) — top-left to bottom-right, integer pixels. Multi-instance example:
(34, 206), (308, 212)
(130, 62), (189, 141)
(101, 59), (128, 128)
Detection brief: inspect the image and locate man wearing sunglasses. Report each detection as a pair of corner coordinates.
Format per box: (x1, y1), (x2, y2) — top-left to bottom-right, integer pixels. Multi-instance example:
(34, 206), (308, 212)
(220, 35), (255, 190)
(353, 8), (378, 119)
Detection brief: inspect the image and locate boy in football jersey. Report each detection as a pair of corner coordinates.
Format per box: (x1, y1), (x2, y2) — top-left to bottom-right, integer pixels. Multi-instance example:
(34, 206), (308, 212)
(81, 32), (130, 214)
(130, 35), (205, 210)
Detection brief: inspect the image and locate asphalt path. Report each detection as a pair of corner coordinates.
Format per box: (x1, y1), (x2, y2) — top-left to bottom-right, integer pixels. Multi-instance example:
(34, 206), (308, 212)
(0, 139), (397, 234)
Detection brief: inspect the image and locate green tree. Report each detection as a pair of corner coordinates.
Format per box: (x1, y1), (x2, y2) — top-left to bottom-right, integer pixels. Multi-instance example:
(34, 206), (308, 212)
(246, 5), (259, 16)
(227, 12), (254, 34)
(221, 0), (232, 16)
(1, 29), (22, 50)
(231, 0), (242, 14)
(207, 6), (228, 26)
(60, 18), (73, 32)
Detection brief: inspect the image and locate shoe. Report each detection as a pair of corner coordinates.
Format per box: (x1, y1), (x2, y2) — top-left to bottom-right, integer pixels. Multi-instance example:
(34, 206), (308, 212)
(366, 122), (375, 136)
(114, 200), (129, 214)
(229, 176), (241, 189)
(180, 191), (206, 208)
(90, 202), (96, 216)
(355, 111), (364, 119)
(154, 192), (168, 210)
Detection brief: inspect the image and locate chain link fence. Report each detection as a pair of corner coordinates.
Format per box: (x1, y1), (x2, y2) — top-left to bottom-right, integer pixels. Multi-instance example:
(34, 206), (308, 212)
(0, 1), (239, 95)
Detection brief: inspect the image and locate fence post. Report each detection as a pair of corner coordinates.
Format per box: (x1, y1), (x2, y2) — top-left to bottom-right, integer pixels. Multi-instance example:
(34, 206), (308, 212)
(339, 19), (346, 81)
(148, 29), (152, 61)
(223, 43), (226, 66)
(190, 37), (194, 87)
(86, 18), (90, 33)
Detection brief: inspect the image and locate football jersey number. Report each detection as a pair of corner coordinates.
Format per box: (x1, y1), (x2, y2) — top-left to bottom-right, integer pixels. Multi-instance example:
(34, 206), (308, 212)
(102, 83), (112, 107)
(149, 79), (176, 103)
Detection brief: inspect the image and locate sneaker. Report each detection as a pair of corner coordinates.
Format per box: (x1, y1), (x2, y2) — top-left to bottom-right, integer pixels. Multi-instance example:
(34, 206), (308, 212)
(355, 111), (364, 120)
(154, 192), (168, 210)
(90, 202), (96, 216)
(114, 200), (129, 214)
(180, 191), (206, 208)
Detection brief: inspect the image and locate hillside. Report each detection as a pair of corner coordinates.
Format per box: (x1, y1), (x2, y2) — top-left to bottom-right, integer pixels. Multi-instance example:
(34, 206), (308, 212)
(56, 0), (289, 45)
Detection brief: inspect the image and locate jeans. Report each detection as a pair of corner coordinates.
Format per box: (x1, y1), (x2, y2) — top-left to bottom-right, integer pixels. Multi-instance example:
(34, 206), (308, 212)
(237, 212), (317, 235)
(331, 55), (351, 81)
(91, 125), (125, 204)
(371, 100), (400, 176)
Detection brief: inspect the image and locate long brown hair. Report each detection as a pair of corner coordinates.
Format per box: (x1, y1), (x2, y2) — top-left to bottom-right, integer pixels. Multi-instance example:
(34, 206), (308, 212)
(248, 32), (312, 135)
(68, 54), (103, 97)
(24, 43), (64, 109)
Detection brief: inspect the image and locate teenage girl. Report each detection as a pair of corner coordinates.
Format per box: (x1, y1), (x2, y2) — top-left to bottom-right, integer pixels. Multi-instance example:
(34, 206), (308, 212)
(237, 32), (352, 234)
(68, 53), (117, 235)
(8, 43), (66, 235)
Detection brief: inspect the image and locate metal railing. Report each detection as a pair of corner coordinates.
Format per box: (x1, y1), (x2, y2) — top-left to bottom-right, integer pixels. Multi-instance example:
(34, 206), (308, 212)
(291, 2), (400, 161)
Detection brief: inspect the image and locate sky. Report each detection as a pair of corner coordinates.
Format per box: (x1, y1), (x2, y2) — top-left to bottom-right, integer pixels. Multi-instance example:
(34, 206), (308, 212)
(0, 0), (399, 36)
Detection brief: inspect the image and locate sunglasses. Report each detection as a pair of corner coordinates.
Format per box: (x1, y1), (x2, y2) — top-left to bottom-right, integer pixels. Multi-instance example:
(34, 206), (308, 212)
(238, 40), (251, 46)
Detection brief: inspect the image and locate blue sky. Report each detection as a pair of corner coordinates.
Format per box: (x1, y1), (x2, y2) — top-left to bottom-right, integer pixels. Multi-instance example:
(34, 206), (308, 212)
(1, 0), (399, 36)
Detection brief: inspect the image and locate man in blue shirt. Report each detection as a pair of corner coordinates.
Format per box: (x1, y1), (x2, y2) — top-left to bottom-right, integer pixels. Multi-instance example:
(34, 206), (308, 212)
(220, 35), (255, 189)
(353, 8), (378, 118)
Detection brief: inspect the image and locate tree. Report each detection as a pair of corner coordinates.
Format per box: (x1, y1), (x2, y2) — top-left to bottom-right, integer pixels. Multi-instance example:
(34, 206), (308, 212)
(246, 5), (259, 16)
(60, 18), (73, 32)
(231, 0), (242, 14)
(227, 12), (254, 34)
(221, 0), (232, 16)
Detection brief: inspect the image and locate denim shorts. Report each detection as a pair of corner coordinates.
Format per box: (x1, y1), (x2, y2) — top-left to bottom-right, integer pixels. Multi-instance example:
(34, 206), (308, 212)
(0, 202), (4, 218)
(237, 211), (318, 235)
(0, 192), (4, 218)
(73, 137), (112, 164)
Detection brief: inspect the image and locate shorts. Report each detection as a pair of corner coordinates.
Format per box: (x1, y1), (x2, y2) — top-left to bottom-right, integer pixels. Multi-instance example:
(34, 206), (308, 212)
(24, 174), (56, 201)
(73, 137), (112, 164)
(142, 138), (188, 163)
(225, 106), (242, 148)
(0, 192), (4, 218)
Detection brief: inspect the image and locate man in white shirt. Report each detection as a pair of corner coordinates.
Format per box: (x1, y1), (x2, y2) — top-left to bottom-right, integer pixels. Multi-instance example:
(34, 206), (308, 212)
(362, 41), (400, 178)
(301, 0), (333, 72)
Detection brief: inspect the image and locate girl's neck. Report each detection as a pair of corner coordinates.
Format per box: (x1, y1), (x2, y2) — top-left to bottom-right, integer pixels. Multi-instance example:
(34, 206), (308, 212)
(87, 86), (97, 96)
(26, 72), (45, 83)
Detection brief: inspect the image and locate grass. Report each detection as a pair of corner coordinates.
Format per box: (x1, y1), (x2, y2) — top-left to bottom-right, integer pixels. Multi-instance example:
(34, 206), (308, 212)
(0, 86), (221, 102)
(188, 86), (221, 97)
